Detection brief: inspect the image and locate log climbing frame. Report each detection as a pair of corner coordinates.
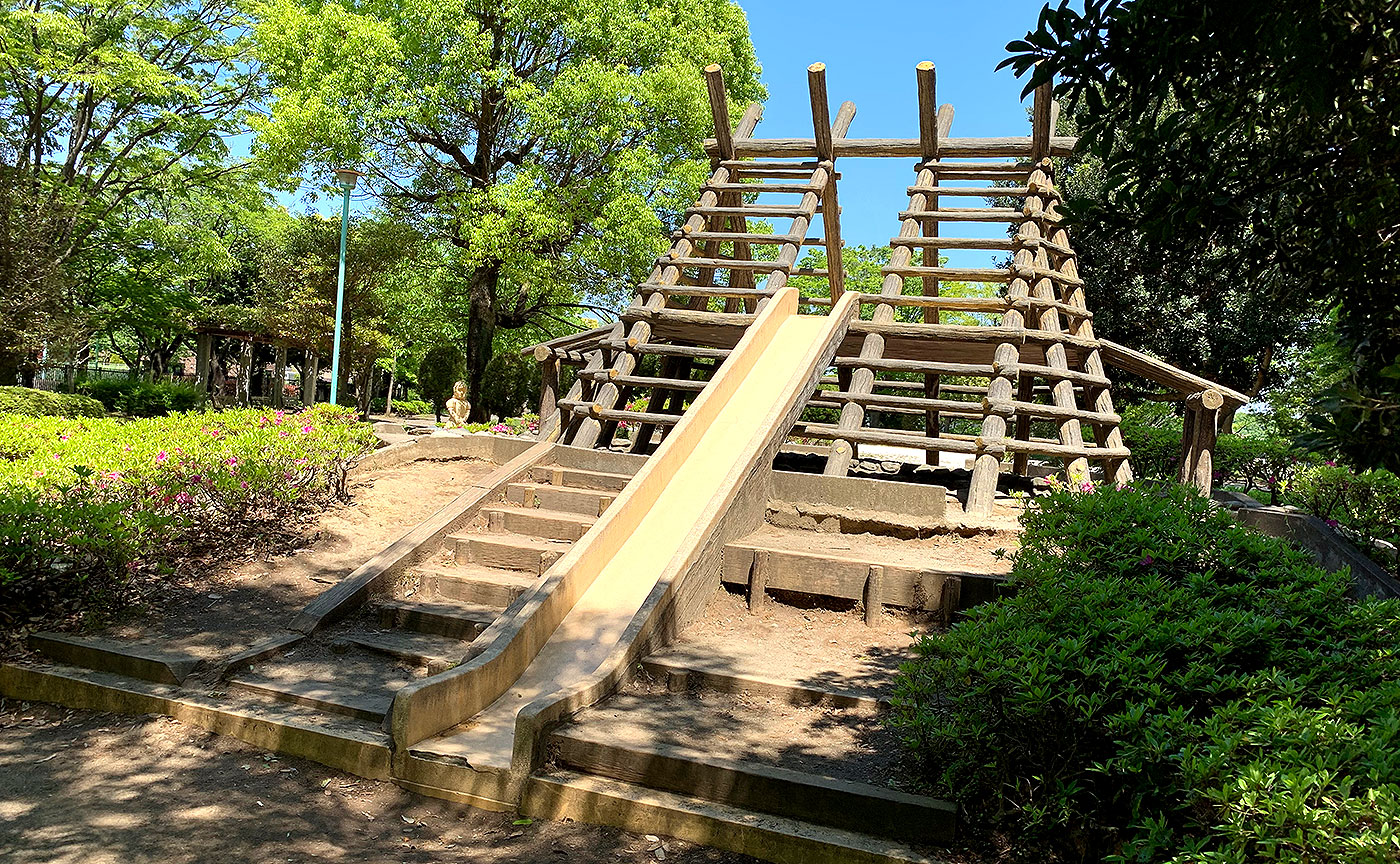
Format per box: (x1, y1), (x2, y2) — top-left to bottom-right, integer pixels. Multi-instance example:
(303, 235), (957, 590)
(541, 61), (1143, 515)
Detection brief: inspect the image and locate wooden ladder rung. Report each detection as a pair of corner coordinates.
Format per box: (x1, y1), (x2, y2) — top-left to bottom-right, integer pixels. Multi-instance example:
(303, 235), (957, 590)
(908, 186), (1031, 197)
(891, 236), (1016, 251)
(706, 182), (820, 194)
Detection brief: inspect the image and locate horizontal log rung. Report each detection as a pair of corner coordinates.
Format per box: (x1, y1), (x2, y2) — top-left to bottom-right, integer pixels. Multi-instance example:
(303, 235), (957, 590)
(899, 209), (1026, 223)
(1001, 438), (1130, 460)
(908, 186), (1031, 197)
(600, 340), (731, 360)
(997, 362), (1111, 387)
(705, 182), (822, 194)
(812, 389), (989, 414)
(661, 256), (790, 272)
(621, 307), (756, 328)
(891, 236), (1016, 251)
(831, 356), (996, 377)
(580, 371), (708, 392)
(686, 205), (819, 217)
(639, 283), (776, 299)
(987, 398), (1121, 424)
(881, 265), (1012, 282)
(793, 423), (994, 456)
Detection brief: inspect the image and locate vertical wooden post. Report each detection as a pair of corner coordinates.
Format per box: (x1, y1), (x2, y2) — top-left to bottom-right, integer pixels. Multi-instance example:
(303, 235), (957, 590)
(1031, 75), (1053, 162)
(303, 351), (319, 407)
(1012, 376), (1034, 475)
(916, 62), (943, 464)
(535, 345), (559, 427)
(863, 565), (884, 627)
(1179, 390), (1223, 495)
(808, 62), (845, 304)
(237, 339), (253, 406)
(747, 551), (769, 613)
(272, 344), (287, 409)
(194, 333), (212, 393)
(939, 574), (962, 626)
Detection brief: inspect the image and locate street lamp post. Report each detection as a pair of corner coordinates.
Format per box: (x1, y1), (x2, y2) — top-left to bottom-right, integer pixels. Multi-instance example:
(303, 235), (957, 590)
(329, 168), (363, 406)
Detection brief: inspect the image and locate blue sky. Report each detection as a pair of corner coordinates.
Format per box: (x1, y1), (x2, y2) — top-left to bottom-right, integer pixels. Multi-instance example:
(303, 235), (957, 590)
(739, 0), (1052, 265)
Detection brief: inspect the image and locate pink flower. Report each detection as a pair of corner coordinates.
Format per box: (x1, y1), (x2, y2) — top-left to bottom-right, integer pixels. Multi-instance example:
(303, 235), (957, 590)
(301, 424), (313, 434)
(296, 458), (308, 466)
(155, 451), (168, 463)
(240, 481), (249, 489)
(174, 492), (193, 506)
(58, 433), (69, 441)
(225, 457), (239, 467)
(279, 431), (289, 438)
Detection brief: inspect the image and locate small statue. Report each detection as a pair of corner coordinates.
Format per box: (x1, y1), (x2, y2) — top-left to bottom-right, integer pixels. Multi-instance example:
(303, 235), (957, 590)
(445, 380), (471, 428)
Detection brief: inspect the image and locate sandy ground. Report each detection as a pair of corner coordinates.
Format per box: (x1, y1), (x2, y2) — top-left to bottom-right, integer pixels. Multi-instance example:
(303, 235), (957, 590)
(0, 701), (753, 864)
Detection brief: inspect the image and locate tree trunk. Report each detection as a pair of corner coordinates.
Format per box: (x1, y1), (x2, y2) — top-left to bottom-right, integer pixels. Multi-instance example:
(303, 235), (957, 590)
(384, 362), (396, 416)
(464, 264), (500, 422)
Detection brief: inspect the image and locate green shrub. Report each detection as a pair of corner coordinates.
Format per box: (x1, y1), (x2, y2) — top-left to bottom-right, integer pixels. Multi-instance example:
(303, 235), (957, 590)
(0, 404), (375, 628)
(371, 397), (432, 416)
(463, 413), (539, 436)
(891, 482), (1400, 862)
(0, 386), (105, 418)
(1290, 465), (1400, 556)
(80, 379), (206, 417)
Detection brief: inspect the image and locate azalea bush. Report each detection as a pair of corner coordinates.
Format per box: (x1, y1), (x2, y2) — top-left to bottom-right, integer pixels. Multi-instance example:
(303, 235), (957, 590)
(0, 404), (375, 629)
(1289, 465), (1400, 562)
(464, 413), (539, 437)
(891, 482), (1400, 863)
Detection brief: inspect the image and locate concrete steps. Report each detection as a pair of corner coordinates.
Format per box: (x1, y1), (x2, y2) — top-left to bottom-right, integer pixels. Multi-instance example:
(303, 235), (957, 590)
(449, 531), (572, 574)
(480, 504), (595, 541)
(506, 481), (615, 516)
(228, 671), (395, 723)
(333, 629), (469, 673)
(373, 599), (498, 640)
(528, 465), (633, 493)
(721, 524), (1014, 616)
(418, 563), (537, 607)
(525, 770), (948, 864)
(548, 689), (952, 846)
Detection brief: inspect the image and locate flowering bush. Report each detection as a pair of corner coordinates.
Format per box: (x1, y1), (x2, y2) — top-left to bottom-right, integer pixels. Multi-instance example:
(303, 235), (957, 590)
(1289, 464), (1400, 561)
(0, 404), (375, 629)
(464, 413), (539, 437)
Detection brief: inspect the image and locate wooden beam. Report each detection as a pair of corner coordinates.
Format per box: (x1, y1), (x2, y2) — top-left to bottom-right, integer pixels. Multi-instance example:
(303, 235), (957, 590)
(1031, 76), (1053, 161)
(704, 64), (733, 161)
(704, 136), (1079, 159)
(808, 62), (847, 303)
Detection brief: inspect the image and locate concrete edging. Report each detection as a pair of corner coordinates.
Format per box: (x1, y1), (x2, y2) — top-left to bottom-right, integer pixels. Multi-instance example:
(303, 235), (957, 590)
(1227, 502), (1400, 600)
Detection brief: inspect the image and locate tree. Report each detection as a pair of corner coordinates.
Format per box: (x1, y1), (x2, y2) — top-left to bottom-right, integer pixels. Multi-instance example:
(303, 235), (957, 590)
(0, 0), (263, 381)
(1003, 0), (1400, 464)
(418, 344), (464, 422)
(251, 0), (764, 419)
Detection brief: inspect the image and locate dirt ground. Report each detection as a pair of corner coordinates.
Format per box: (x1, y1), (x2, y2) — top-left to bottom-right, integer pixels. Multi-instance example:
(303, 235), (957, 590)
(0, 701), (753, 864)
(94, 456), (499, 660)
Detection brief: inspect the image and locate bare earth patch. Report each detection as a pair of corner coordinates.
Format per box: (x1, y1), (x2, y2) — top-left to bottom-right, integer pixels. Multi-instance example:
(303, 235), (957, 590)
(0, 702), (753, 864)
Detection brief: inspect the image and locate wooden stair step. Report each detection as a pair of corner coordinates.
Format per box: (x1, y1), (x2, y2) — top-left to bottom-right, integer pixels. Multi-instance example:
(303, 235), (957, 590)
(524, 770), (945, 864)
(332, 630), (467, 673)
(481, 504), (595, 542)
(373, 599), (498, 640)
(505, 481), (615, 516)
(417, 563), (537, 607)
(450, 531), (571, 574)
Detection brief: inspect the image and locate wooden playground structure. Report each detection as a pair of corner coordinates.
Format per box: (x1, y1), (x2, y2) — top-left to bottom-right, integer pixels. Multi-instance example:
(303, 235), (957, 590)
(530, 62), (1247, 509)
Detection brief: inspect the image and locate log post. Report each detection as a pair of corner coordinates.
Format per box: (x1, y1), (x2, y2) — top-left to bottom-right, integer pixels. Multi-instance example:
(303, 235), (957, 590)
(303, 351), (319, 407)
(194, 333), (212, 394)
(747, 551), (769, 613)
(272, 344), (287, 409)
(237, 339), (253, 406)
(864, 565), (884, 627)
(809, 62), (846, 304)
(1179, 389), (1223, 495)
(535, 345), (560, 428)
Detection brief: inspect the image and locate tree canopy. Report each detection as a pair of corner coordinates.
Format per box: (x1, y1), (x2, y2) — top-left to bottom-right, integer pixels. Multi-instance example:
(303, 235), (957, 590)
(251, 0), (764, 418)
(1003, 0), (1400, 465)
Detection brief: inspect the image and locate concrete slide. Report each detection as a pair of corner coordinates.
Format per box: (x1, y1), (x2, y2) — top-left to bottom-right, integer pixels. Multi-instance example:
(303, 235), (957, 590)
(389, 287), (857, 801)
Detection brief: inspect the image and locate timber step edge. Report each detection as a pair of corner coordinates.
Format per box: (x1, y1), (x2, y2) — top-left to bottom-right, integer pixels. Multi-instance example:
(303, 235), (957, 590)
(449, 532), (573, 574)
(332, 629), (468, 673)
(527, 465), (634, 493)
(28, 633), (202, 686)
(505, 482), (615, 516)
(479, 504), (596, 542)
(226, 672), (394, 723)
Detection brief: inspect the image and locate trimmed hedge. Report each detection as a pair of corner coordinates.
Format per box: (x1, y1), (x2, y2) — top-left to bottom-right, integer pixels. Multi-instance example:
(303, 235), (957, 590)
(891, 482), (1400, 863)
(79, 378), (205, 417)
(0, 386), (105, 418)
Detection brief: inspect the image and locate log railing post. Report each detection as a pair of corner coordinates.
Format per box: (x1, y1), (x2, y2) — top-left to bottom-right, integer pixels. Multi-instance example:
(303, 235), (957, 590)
(535, 345), (560, 428)
(1179, 389), (1223, 495)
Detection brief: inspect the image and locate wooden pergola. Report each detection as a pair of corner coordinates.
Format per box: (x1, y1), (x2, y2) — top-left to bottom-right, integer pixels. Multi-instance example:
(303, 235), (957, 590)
(526, 62), (1244, 513)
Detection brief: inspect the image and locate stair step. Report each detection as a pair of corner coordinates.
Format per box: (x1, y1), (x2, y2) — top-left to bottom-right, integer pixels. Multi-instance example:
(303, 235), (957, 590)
(505, 482), (615, 516)
(524, 770), (944, 864)
(721, 537), (1010, 612)
(227, 673), (394, 723)
(549, 721), (953, 846)
(480, 505), (595, 541)
(418, 563), (537, 607)
(528, 465), (634, 493)
(333, 630), (467, 673)
(450, 532), (572, 574)
(28, 633), (202, 685)
(374, 599), (498, 640)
